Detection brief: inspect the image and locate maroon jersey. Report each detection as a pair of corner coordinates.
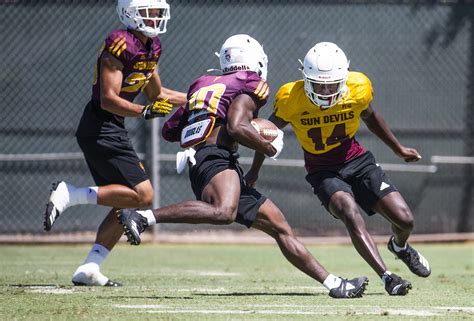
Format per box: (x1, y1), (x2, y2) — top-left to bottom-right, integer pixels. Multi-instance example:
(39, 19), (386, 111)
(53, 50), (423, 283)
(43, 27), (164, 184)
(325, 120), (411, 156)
(76, 29), (162, 137)
(186, 71), (268, 122)
(162, 71), (269, 142)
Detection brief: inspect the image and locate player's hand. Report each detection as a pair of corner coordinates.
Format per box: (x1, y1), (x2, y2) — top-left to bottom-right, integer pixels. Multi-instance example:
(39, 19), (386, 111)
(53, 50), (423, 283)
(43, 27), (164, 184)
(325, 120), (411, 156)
(396, 146), (421, 163)
(143, 98), (173, 119)
(244, 169), (259, 188)
(269, 129), (284, 160)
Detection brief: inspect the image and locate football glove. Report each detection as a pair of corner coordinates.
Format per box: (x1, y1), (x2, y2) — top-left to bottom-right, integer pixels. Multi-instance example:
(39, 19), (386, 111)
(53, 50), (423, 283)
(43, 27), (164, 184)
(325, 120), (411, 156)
(269, 129), (284, 160)
(143, 98), (173, 119)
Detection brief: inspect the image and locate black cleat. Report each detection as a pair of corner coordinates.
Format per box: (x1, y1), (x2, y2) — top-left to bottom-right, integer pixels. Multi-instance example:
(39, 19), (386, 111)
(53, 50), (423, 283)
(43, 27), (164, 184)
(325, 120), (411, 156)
(388, 236), (431, 277)
(382, 273), (412, 296)
(328, 276), (369, 298)
(117, 209), (148, 245)
(104, 279), (122, 287)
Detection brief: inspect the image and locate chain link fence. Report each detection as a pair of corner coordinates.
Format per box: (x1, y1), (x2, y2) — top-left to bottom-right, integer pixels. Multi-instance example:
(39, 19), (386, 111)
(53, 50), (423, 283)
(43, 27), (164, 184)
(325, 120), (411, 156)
(0, 0), (472, 236)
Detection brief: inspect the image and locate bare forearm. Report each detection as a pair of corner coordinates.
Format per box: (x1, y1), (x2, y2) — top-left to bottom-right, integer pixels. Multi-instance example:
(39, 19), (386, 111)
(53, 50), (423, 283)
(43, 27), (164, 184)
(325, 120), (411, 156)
(250, 152), (266, 172)
(364, 111), (403, 154)
(159, 87), (188, 106)
(101, 95), (144, 117)
(230, 124), (275, 156)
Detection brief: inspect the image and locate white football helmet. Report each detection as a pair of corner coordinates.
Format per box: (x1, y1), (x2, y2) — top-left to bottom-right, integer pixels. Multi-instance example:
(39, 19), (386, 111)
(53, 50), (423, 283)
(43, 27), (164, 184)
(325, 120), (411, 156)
(301, 42), (349, 108)
(116, 0), (170, 38)
(217, 34), (268, 80)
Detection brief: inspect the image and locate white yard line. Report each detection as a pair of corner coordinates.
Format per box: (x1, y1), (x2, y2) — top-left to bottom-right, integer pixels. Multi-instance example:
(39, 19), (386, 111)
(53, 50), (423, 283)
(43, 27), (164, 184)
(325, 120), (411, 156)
(183, 270), (240, 276)
(173, 285), (325, 292)
(113, 304), (474, 317)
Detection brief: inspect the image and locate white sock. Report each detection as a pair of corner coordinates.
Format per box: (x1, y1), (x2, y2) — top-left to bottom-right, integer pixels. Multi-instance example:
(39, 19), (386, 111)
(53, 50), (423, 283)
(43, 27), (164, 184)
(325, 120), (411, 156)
(381, 270), (392, 283)
(323, 274), (342, 290)
(83, 243), (109, 267)
(391, 238), (407, 252)
(67, 184), (98, 206)
(137, 209), (156, 226)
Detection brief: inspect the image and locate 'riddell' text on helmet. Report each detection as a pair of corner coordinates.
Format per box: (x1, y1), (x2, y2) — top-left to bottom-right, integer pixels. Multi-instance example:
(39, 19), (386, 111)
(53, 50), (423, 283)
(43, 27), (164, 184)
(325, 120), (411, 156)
(222, 65), (250, 73)
(218, 34), (268, 80)
(301, 42), (349, 108)
(117, 0), (170, 38)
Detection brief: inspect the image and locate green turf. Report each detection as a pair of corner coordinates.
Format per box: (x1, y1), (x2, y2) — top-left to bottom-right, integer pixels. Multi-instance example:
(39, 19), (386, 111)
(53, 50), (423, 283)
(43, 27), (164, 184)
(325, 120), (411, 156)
(0, 242), (472, 320)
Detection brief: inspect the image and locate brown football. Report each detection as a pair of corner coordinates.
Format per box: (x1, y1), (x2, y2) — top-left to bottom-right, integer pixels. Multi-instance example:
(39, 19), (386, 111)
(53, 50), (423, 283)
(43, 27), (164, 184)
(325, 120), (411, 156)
(251, 118), (279, 142)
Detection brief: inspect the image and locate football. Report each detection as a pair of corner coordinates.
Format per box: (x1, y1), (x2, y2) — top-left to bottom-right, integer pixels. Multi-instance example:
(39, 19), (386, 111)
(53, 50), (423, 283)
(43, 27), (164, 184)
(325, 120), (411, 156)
(251, 118), (279, 142)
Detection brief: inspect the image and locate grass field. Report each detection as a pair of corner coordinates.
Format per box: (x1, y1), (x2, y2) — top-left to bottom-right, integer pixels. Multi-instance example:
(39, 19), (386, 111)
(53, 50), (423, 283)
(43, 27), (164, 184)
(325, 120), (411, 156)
(0, 242), (472, 320)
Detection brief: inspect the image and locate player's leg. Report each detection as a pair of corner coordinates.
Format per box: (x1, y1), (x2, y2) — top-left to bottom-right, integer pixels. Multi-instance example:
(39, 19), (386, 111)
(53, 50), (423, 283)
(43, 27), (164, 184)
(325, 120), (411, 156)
(251, 198), (368, 298)
(69, 136), (152, 286)
(72, 180), (154, 286)
(157, 169), (241, 224)
(44, 135), (153, 229)
(43, 181), (98, 231)
(307, 166), (411, 295)
(328, 192), (412, 295)
(118, 146), (244, 244)
(118, 168), (242, 245)
(308, 169), (388, 276)
(372, 192), (431, 277)
(328, 191), (387, 275)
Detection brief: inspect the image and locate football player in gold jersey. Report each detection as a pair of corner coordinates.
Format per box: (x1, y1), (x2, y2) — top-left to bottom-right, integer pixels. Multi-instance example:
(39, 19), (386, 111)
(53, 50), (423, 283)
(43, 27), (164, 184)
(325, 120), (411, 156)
(246, 42), (431, 296)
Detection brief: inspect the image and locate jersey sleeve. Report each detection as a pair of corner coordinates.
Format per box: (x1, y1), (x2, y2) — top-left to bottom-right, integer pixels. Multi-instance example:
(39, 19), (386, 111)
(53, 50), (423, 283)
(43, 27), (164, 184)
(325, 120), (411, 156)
(350, 72), (373, 110)
(273, 82), (294, 122)
(240, 72), (269, 109)
(104, 30), (133, 64)
(162, 106), (189, 142)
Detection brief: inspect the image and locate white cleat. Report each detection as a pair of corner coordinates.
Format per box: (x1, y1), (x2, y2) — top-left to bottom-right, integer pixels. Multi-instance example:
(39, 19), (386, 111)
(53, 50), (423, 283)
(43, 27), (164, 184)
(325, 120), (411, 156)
(43, 181), (71, 231)
(72, 264), (121, 287)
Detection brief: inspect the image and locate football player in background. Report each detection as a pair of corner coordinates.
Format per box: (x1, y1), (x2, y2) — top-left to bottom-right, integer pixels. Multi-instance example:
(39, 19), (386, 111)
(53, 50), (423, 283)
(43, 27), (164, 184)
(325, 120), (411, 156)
(245, 42), (431, 296)
(116, 34), (369, 298)
(43, 0), (187, 286)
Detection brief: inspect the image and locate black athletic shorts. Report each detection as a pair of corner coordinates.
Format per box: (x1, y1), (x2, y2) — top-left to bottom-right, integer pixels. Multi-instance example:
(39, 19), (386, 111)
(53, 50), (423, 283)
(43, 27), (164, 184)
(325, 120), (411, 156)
(305, 151), (398, 215)
(76, 135), (148, 188)
(189, 145), (267, 228)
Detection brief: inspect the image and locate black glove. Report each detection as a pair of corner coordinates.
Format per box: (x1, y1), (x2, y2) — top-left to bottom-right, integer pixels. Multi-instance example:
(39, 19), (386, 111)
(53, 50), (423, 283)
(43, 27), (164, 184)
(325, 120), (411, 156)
(143, 98), (173, 119)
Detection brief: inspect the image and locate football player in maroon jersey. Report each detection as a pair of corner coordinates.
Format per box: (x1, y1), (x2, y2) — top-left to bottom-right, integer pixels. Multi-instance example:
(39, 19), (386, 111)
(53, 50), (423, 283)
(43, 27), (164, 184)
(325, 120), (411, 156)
(117, 34), (369, 298)
(43, 0), (187, 286)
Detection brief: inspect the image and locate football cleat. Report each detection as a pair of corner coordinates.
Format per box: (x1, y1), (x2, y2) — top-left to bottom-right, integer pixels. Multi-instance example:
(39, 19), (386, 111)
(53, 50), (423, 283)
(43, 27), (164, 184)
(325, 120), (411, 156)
(117, 208), (148, 245)
(72, 265), (122, 287)
(43, 181), (71, 231)
(328, 276), (369, 299)
(388, 236), (431, 277)
(382, 273), (412, 296)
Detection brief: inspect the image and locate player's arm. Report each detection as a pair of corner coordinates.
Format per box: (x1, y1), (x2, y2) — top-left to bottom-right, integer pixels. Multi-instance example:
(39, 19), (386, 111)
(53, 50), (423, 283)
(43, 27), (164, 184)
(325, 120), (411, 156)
(361, 105), (421, 162)
(100, 52), (147, 117)
(245, 113), (289, 187)
(227, 94), (277, 157)
(143, 69), (188, 106)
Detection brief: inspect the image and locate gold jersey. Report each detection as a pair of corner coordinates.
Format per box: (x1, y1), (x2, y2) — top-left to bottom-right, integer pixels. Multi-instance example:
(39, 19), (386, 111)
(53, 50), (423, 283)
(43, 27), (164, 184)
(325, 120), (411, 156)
(274, 71), (373, 170)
